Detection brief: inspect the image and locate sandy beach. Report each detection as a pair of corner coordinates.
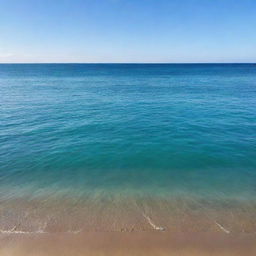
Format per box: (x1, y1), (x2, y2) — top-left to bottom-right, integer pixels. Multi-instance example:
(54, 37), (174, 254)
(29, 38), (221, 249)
(1, 196), (256, 255)
(1, 231), (256, 256)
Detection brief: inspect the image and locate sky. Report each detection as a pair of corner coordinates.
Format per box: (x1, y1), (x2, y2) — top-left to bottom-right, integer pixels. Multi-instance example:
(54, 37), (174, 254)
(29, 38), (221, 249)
(0, 0), (255, 63)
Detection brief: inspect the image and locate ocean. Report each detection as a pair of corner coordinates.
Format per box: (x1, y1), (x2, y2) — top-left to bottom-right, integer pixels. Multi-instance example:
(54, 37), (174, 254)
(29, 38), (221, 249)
(0, 64), (256, 233)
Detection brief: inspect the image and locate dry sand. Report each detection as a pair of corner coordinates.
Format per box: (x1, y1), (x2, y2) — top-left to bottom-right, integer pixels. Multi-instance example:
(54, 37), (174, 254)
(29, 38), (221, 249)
(1, 231), (256, 256)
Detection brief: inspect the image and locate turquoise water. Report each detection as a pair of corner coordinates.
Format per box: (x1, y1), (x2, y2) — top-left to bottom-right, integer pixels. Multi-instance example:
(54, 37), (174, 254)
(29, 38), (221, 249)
(0, 64), (256, 232)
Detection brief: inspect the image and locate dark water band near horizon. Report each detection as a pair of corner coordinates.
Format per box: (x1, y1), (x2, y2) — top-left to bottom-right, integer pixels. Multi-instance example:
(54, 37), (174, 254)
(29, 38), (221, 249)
(0, 64), (256, 235)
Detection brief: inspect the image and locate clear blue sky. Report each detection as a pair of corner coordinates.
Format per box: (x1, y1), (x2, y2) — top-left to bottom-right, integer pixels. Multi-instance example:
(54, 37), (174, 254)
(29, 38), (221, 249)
(0, 0), (255, 63)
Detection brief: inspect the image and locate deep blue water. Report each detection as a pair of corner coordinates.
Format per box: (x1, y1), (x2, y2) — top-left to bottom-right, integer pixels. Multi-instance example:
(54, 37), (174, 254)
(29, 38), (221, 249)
(0, 64), (256, 201)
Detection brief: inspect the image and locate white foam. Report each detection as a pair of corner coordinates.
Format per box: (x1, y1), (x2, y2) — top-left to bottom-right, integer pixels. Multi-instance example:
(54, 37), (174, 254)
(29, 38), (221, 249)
(142, 213), (165, 231)
(0, 226), (82, 235)
(215, 221), (230, 234)
(67, 230), (82, 234)
(0, 228), (46, 235)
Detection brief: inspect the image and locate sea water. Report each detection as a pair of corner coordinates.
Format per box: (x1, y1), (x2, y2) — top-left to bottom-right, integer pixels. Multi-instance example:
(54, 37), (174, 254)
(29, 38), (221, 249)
(0, 64), (256, 233)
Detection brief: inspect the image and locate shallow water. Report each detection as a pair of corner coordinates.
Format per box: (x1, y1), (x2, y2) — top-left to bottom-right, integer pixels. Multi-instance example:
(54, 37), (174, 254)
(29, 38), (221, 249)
(0, 64), (256, 233)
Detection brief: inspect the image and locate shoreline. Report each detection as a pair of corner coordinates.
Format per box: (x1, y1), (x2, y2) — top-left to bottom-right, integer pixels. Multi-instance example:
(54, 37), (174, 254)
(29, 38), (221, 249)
(1, 196), (256, 234)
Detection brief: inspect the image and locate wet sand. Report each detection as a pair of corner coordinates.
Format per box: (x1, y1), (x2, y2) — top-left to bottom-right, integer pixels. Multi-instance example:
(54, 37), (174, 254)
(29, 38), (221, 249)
(1, 231), (256, 256)
(1, 196), (256, 255)
(1, 196), (256, 233)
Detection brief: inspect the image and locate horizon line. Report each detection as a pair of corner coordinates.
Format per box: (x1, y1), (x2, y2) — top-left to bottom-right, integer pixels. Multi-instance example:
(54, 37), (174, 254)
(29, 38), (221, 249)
(0, 62), (256, 65)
